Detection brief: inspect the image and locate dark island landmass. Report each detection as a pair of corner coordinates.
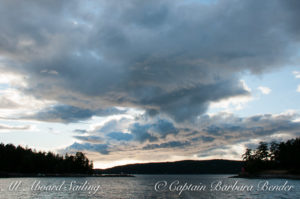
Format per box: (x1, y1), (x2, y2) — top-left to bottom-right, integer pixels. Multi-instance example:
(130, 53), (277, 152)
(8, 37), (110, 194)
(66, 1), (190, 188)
(96, 159), (243, 174)
(237, 137), (300, 179)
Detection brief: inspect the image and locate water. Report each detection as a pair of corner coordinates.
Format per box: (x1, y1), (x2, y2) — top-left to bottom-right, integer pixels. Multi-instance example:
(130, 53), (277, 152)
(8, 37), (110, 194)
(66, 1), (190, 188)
(0, 175), (299, 199)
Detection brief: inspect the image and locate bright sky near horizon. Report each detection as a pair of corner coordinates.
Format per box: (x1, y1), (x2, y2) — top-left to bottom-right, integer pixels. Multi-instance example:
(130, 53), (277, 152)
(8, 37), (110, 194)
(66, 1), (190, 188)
(0, 0), (300, 168)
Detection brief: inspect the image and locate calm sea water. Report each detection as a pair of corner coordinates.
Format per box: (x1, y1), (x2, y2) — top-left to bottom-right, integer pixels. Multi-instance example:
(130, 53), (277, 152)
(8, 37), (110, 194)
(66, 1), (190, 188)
(0, 175), (299, 199)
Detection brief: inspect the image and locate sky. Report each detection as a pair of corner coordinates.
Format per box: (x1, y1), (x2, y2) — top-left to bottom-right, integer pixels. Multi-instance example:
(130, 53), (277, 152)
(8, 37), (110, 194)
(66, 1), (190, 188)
(0, 0), (300, 169)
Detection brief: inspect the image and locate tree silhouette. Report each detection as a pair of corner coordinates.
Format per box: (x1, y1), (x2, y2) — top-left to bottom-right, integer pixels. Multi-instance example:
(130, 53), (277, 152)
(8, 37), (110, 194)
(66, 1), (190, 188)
(0, 143), (94, 174)
(242, 148), (253, 161)
(256, 142), (269, 161)
(242, 137), (300, 174)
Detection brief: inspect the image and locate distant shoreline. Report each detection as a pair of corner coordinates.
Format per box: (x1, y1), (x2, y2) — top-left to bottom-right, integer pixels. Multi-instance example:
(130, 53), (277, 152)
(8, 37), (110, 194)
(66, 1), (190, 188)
(0, 173), (134, 178)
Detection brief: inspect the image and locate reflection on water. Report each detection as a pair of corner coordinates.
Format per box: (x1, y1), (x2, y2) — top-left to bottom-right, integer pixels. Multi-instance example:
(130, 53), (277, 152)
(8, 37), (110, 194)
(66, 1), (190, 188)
(0, 175), (299, 199)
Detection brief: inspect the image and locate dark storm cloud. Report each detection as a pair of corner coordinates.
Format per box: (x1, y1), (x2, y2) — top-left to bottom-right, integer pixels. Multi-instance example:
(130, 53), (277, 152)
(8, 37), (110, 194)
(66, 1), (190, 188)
(139, 79), (248, 121)
(1, 0), (300, 122)
(23, 105), (125, 123)
(280, 0), (300, 39)
(65, 142), (109, 155)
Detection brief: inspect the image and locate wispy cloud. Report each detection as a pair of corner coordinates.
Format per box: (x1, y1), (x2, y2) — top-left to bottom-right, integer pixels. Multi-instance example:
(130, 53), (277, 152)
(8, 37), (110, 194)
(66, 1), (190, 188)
(0, 124), (31, 131)
(293, 71), (300, 78)
(258, 86), (271, 95)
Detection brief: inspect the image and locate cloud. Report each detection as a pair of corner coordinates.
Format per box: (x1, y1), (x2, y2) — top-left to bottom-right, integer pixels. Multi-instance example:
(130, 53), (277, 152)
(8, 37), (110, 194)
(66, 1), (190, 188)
(0, 124), (31, 131)
(0, 71), (27, 88)
(200, 136), (215, 142)
(86, 117), (179, 143)
(198, 146), (240, 159)
(23, 105), (125, 123)
(258, 86), (271, 95)
(40, 69), (58, 75)
(78, 112), (300, 153)
(297, 85), (300, 92)
(151, 119), (179, 138)
(0, 86), (55, 120)
(200, 112), (300, 139)
(107, 132), (133, 141)
(208, 79), (252, 111)
(73, 135), (104, 143)
(0, 97), (20, 109)
(96, 117), (133, 134)
(98, 120), (119, 133)
(59, 111), (300, 165)
(293, 71), (300, 78)
(65, 142), (109, 155)
(130, 123), (158, 143)
(73, 129), (87, 134)
(2, 0), (300, 122)
(129, 119), (179, 143)
(142, 141), (189, 150)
